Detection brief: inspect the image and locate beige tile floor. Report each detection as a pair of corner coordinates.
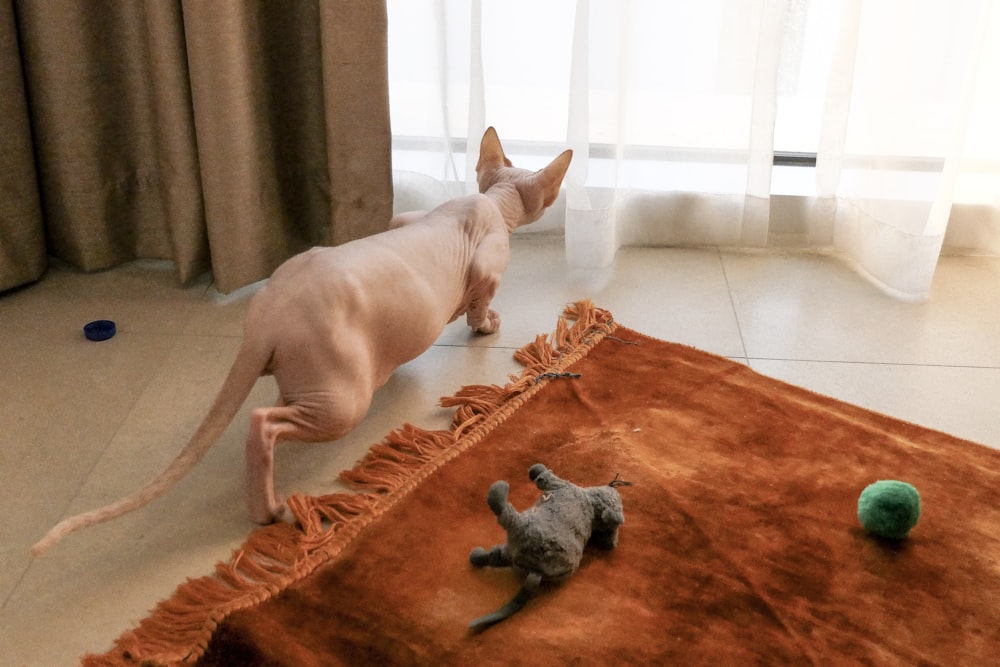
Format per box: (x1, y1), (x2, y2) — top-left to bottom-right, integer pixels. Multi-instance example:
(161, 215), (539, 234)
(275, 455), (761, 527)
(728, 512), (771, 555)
(1, 238), (998, 666)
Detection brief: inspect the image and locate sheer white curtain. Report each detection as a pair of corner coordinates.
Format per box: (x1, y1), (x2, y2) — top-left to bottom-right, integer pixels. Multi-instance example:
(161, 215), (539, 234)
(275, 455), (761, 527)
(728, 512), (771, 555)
(387, 0), (1000, 300)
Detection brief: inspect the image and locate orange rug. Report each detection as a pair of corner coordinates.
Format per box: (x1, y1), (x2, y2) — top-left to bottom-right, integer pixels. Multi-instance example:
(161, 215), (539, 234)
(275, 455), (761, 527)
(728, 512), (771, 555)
(85, 301), (1000, 666)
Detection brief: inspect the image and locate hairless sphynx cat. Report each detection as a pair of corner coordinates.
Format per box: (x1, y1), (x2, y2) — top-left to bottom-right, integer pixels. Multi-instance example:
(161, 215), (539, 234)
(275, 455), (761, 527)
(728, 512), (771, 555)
(32, 128), (572, 555)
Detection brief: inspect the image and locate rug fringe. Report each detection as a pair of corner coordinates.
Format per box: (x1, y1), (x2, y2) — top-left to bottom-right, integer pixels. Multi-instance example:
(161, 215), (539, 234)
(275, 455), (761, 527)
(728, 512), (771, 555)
(81, 300), (615, 666)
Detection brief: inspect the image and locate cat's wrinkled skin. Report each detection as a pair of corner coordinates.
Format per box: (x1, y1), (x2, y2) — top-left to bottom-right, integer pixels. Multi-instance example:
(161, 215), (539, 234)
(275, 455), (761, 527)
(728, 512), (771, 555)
(32, 128), (572, 556)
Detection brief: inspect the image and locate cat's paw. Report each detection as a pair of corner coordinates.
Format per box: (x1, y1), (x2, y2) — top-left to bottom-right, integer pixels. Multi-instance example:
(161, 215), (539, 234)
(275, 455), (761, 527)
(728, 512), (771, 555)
(474, 309), (501, 335)
(273, 501), (296, 525)
(250, 498), (294, 525)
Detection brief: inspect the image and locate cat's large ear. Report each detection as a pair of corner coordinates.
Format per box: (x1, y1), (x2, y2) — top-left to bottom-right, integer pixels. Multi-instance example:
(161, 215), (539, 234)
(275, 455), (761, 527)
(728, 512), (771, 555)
(536, 149), (573, 208)
(477, 126), (513, 171)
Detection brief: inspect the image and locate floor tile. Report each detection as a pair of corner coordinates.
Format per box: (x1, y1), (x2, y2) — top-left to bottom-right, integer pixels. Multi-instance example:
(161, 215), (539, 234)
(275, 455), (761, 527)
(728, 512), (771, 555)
(749, 359), (1000, 450)
(0, 259), (211, 339)
(0, 329), (179, 603)
(724, 252), (1000, 366)
(439, 240), (745, 358)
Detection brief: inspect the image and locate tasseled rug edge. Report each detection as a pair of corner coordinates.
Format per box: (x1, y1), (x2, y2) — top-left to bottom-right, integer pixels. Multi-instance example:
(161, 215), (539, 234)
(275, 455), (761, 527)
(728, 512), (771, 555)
(82, 299), (616, 667)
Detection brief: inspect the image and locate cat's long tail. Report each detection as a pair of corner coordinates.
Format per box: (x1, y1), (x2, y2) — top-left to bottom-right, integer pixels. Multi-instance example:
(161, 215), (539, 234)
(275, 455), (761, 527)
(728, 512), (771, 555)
(31, 337), (271, 556)
(468, 571), (543, 632)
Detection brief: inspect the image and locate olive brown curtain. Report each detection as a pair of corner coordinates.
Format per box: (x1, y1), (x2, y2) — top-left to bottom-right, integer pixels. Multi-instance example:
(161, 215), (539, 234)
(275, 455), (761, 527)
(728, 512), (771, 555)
(0, 0), (392, 294)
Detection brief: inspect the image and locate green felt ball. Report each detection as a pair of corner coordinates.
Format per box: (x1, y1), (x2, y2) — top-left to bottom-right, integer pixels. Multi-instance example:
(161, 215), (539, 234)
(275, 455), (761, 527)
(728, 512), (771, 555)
(857, 480), (921, 539)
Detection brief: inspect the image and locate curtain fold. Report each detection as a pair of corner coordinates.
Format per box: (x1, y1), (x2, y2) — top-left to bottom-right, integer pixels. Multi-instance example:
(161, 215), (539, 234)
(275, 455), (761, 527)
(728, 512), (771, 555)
(813, 0), (996, 298)
(0, 0), (392, 294)
(386, 0), (1000, 301)
(318, 1), (394, 247)
(0, 0), (44, 290)
(564, 0), (615, 269)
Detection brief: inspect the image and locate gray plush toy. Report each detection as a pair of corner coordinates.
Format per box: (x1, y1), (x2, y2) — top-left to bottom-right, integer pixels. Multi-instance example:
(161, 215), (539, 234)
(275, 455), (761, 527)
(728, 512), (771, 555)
(468, 463), (630, 631)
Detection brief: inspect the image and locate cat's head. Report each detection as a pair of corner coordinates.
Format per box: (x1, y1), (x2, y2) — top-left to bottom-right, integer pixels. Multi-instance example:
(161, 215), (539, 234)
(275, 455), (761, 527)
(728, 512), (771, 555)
(476, 127), (572, 228)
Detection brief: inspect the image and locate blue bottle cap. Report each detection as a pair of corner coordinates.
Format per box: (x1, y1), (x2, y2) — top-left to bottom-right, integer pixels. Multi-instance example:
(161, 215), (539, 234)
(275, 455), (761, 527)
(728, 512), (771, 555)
(84, 320), (116, 341)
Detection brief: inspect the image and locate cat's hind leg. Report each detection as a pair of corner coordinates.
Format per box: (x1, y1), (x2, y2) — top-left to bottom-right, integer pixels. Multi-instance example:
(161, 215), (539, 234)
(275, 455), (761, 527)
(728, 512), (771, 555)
(245, 395), (367, 524)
